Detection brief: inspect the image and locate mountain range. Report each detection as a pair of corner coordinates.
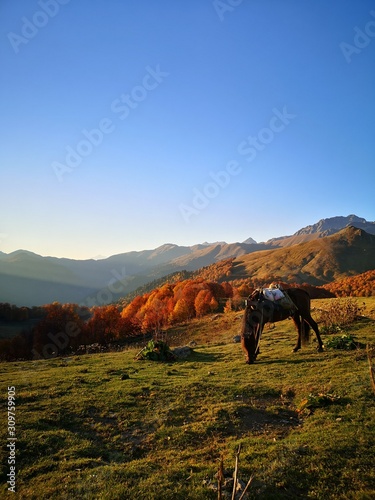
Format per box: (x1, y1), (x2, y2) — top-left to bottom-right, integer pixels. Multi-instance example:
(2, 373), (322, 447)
(0, 215), (374, 307)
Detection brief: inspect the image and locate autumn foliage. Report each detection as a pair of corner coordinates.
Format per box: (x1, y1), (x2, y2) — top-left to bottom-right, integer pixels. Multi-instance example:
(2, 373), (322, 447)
(1, 268), (373, 361)
(121, 279), (235, 332)
(0, 302), (140, 361)
(321, 270), (375, 297)
(0, 279), (237, 360)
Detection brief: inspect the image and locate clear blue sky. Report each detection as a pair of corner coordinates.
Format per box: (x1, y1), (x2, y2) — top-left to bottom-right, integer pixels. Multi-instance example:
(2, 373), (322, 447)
(1, 0), (374, 259)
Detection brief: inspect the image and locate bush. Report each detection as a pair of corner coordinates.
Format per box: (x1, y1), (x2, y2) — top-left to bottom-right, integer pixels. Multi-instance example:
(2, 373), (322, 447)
(325, 333), (358, 350)
(317, 297), (364, 334)
(136, 340), (176, 362)
(297, 392), (341, 415)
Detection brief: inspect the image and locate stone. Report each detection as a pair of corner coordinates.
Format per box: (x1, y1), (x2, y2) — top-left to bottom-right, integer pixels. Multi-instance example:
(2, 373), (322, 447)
(173, 346), (193, 359)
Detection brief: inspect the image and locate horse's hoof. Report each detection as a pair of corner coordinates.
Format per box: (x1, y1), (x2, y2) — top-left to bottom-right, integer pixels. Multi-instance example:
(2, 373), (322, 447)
(317, 346), (324, 352)
(292, 347), (300, 353)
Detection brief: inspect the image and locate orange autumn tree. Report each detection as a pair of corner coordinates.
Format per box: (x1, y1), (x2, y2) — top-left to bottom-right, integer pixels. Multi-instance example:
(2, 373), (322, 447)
(121, 295), (148, 330)
(179, 280), (203, 315)
(169, 279), (200, 322)
(85, 305), (140, 343)
(140, 297), (170, 333)
(121, 284), (176, 333)
(85, 305), (122, 344)
(194, 289), (218, 317)
(171, 298), (190, 324)
(119, 278), (235, 329)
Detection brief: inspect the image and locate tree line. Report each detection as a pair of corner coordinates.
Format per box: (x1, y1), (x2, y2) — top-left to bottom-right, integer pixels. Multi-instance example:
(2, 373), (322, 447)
(0, 279), (245, 361)
(1, 271), (372, 361)
(321, 270), (375, 297)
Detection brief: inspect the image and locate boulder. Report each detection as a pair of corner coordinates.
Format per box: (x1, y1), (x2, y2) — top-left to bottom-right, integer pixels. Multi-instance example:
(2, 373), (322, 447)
(173, 346), (193, 359)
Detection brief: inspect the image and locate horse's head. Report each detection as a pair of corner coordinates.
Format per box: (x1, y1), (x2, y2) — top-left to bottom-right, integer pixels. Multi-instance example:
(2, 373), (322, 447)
(241, 298), (264, 364)
(248, 289), (261, 302)
(241, 291), (277, 363)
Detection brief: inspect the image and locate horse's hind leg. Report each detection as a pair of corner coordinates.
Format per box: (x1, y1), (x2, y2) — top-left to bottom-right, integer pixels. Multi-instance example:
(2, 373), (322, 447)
(305, 314), (324, 352)
(292, 314), (302, 352)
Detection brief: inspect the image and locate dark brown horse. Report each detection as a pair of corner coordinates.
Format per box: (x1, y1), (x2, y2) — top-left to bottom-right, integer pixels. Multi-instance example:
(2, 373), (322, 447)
(241, 288), (324, 364)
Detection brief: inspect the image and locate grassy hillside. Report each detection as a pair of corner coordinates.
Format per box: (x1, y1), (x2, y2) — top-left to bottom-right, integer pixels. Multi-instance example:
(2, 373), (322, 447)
(228, 227), (375, 285)
(0, 297), (374, 499)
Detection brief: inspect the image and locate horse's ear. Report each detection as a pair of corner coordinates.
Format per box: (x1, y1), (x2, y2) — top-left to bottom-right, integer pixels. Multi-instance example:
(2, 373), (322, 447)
(245, 297), (254, 307)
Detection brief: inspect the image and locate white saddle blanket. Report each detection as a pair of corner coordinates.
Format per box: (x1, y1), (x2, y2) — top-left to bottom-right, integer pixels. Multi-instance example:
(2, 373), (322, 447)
(263, 288), (284, 302)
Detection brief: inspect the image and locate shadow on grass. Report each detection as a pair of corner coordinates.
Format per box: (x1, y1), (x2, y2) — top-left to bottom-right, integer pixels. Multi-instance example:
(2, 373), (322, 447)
(187, 350), (226, 363)
(254, 354), (328, 366)
(20, 406), (148, 482)
(206, 403), (300, 441)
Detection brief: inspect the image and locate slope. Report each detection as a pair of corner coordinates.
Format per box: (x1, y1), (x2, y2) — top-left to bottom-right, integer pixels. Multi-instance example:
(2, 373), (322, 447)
(266, 214), (375, 247)
(229, 226), (375, 285)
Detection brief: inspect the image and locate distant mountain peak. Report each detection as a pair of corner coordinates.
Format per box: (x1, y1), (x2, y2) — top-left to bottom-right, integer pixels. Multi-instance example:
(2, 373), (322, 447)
(5, 250), (43, 262)
(294, 214), (370, 236)
(242, 237), (257, 245)
(8, 249), (38, 256)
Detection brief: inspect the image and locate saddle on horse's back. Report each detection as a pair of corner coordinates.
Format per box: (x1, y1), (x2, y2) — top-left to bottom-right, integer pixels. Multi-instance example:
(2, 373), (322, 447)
(263, 287), (284, 302)
(261, 285), (297, 312)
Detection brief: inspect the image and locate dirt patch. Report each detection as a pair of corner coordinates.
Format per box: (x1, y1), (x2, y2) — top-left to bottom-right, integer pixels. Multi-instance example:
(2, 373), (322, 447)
(235, 405), (299, 437)
(209, 394), (300, 440)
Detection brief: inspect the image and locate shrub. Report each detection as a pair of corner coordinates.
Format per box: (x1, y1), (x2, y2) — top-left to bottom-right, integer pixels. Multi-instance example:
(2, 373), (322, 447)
(325, 333), (358, 350)
(136, 340), (176, 362)
(316, 297), (364, 334)
(297, 392), (341, 415)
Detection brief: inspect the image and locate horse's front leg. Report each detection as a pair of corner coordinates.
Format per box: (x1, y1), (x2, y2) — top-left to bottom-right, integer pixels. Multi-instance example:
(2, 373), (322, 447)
(241, 335), (255, 364)
(292, 315), (302, 352)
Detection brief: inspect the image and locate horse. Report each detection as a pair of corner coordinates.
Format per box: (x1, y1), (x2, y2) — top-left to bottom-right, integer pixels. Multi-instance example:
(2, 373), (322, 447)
(241, 287), (324, 364)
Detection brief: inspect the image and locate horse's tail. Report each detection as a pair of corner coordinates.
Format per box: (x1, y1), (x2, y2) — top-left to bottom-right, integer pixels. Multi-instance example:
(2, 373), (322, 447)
(302, 320), (310, 345)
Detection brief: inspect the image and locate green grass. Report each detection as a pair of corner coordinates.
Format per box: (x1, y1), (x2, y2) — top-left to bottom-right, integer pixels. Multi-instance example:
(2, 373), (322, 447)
(1, 298), (374, 499)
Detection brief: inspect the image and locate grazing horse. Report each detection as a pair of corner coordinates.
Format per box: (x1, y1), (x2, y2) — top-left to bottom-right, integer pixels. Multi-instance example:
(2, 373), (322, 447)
(241, 287), (324, 364)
